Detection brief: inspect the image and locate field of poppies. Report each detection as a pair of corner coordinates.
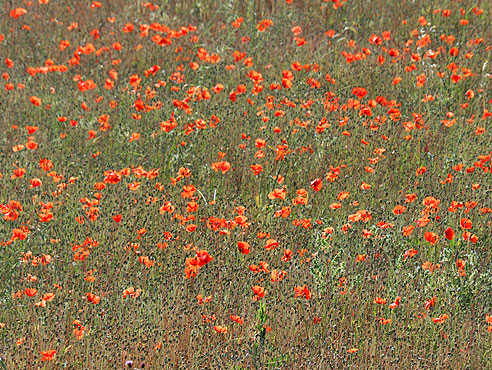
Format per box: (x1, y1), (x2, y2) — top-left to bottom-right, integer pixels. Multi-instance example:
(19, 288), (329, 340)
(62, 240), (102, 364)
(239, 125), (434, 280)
(1, 0), (492, 368)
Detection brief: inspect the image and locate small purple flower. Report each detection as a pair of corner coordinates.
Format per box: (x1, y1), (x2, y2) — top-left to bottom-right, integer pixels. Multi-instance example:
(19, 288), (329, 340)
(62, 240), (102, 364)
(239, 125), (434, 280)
(125, 360), (133, 368)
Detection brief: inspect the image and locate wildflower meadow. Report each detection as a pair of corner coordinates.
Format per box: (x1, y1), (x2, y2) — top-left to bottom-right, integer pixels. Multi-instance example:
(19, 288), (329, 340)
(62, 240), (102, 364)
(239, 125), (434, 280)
(1, 0), (492, 368)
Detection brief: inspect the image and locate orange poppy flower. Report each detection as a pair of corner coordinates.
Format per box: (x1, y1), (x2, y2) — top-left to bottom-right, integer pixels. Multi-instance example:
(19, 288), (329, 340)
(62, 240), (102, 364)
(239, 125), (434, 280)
(40, 350), (56, 361)
(374, 297), (387, 304)
(460, 218), (472, 229)
(294, 285), (312, 300)
(181, 185), (197, 199)
(73, 325), (85, 340)
(238, 241), (251, 255)
(252, 285), (265, 301)
(139, 256), (154, 268)
(211, 161), (231, 174)
(310, 178), (322, 192)
(213, 325), (227, 333)
(416, 216), (430, 227)
(43, 293), (55, 302)
(26, 140), (38, 150)
(416, 166), (427, 176)
(29, 96), (41, 106)
(432, 314), (449, 324)
(25, 288), (37, 297)
(87, 293), (100, 304)
(444, 227), (455, 240)
(403, 248), (418, 260)
(128, 182), (141, 191)
(30, 178), (42, 188)
(424, 232), (439, 246)
(268, 188), (286, 200)
(392, 205), (406, 215)
(264, 239), (279, 251)
(281, 249), (293, 262)
(389, 296), (401, 309)
(10, 8), (27, 18)
(250, 164), (263, 175)
(123, 287), (142, 298)
(230, 315), (244, 324)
